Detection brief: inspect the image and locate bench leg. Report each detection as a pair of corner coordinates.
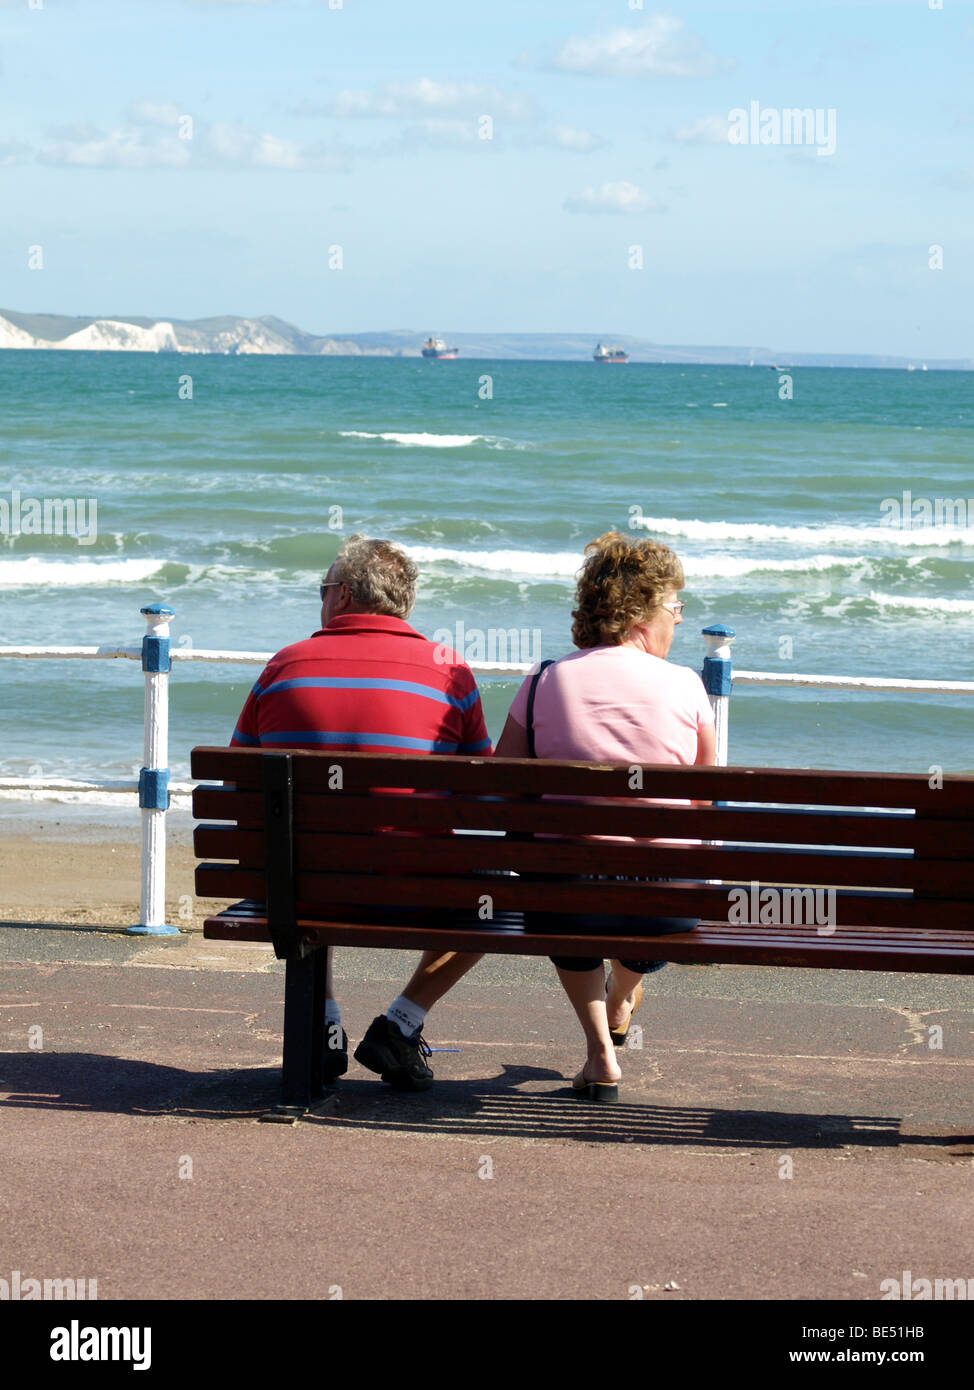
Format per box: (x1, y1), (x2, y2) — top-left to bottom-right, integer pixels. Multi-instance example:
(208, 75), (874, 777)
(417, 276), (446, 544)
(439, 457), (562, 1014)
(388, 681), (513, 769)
(272, 946), (328, 1117)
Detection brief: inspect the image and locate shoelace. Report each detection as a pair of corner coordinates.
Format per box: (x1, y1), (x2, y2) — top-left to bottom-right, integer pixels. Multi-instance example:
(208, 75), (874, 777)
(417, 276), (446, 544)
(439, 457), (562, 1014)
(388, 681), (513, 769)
(413, 1032), (432, 1061)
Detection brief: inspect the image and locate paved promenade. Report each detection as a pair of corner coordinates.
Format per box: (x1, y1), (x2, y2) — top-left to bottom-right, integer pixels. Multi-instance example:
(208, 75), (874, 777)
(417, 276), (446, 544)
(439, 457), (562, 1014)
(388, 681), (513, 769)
(1, 923), (971, 1301)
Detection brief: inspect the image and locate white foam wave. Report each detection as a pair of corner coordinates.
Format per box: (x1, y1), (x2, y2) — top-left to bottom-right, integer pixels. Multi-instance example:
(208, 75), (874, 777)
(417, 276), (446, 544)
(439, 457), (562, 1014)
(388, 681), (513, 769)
(407, 545), (581, 578)
(867, 591), (974, 617)
(684, 553), (872, 580)
(407, 546), (881, 584)
(631, 515), (974, 548)
(0, 558), (166, 588)
(338, 430), (522, 449)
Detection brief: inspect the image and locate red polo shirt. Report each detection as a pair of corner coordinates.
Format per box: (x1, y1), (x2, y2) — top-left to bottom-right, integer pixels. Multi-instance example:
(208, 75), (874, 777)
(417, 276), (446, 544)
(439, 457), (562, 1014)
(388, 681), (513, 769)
(231, 613), (492, 756)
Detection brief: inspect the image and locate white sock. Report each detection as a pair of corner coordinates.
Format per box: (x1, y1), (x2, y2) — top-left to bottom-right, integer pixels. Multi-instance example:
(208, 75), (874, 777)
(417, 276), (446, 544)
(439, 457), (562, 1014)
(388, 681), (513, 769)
(386, 995), (426, 1038)
(324, 999), (342, 1047)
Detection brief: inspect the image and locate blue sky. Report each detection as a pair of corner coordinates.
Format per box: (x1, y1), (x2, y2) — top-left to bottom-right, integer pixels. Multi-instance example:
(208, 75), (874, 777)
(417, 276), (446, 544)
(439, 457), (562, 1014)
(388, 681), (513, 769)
(1, 0), (971, 355)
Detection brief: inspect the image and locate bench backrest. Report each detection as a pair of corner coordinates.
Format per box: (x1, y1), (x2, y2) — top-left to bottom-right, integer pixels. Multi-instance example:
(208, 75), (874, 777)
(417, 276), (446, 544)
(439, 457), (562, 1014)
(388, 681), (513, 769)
(192, 748), (974, 956)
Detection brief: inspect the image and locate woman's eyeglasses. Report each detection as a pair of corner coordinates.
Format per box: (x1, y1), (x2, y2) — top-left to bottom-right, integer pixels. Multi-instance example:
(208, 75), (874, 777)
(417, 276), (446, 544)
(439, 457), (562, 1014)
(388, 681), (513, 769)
(661, 601), (685, 617)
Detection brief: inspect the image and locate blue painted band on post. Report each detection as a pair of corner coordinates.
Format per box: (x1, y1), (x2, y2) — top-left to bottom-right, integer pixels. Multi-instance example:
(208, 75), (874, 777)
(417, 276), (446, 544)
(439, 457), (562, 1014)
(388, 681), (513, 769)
(141, 603), (175, 618)
(702, 655), (733, 697)
(702, 624), (737, 639)
(142, 634), (171, 673)
(139, 767), (170, 810)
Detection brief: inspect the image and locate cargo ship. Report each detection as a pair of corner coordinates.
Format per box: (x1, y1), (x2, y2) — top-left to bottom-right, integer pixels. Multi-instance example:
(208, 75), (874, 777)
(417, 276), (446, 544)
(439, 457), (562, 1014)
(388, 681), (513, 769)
(593, 343), (628, 363)
(422, 336), (459, 360)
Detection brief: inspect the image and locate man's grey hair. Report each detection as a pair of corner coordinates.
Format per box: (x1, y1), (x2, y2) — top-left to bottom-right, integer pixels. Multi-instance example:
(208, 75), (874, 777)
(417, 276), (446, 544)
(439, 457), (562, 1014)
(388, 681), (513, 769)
(330, 534), (418, 618)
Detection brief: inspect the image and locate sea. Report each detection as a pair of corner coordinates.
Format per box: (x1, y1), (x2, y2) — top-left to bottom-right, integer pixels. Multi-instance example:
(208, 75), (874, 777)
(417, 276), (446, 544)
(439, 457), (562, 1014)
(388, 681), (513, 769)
(1, 350), (972, 803)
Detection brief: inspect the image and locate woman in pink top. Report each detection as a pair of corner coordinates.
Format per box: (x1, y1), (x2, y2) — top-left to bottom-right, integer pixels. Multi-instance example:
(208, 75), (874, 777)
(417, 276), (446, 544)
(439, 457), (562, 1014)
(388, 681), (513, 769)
(496, 532), (716, 1101)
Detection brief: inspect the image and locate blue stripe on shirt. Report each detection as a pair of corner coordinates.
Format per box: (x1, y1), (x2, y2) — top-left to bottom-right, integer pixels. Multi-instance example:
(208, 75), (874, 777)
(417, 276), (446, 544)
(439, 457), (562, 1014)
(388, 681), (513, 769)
(256, 675), (479, 712)
(258, 730), (460, 752)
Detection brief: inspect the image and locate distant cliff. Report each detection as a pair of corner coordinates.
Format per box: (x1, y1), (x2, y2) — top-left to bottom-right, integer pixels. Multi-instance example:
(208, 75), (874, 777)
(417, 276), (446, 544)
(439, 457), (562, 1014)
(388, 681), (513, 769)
(0, 310), (401, 356)
(0, 310), (968, 370)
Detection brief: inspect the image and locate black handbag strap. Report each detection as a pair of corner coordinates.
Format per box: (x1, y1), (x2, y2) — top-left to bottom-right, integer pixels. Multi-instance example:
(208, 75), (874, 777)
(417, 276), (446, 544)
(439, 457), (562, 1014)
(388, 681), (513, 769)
(525, 660), (555, 758)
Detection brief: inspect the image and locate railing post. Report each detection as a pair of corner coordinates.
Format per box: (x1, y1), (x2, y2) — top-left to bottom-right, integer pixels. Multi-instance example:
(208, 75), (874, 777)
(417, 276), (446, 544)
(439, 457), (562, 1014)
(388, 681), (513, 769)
(128, 603), (179, 936)
(702, 624), (736, 767)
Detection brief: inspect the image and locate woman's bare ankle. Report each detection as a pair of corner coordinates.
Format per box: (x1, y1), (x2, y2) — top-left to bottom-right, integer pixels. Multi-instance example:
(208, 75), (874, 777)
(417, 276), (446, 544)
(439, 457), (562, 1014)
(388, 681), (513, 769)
(585, 1046), (622, 1082)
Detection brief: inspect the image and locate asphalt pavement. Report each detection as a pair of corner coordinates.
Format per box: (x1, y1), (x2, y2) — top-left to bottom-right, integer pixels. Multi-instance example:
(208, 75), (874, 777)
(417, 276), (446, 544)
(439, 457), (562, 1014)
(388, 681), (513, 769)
(1, 924), (971, 1300)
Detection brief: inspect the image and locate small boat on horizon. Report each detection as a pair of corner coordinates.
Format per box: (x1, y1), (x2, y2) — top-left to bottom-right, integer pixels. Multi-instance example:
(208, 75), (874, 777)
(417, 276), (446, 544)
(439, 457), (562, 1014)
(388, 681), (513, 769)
(593, 343), (628, 363)
(422, 336), (459, 360)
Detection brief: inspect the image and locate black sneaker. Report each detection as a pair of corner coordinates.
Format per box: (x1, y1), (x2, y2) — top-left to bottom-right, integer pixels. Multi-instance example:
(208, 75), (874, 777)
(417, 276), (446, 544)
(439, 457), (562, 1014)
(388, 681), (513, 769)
(353, 1015), (434, 1091)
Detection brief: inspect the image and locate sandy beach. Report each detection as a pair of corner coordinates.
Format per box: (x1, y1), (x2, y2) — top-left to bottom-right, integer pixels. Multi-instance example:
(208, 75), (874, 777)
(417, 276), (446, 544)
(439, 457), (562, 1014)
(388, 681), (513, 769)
(0, 805), (224, 931)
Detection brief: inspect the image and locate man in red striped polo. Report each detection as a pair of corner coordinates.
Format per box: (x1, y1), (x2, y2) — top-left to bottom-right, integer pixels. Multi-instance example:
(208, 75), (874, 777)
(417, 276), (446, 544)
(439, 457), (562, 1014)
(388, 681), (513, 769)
(231, 535), (490, 1090)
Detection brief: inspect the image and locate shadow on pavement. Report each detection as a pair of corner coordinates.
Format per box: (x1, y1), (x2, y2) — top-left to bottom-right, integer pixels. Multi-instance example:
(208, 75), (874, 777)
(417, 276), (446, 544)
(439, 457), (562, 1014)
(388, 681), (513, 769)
(2, 1051), (971, 1151)
(0, 919), (127, 934)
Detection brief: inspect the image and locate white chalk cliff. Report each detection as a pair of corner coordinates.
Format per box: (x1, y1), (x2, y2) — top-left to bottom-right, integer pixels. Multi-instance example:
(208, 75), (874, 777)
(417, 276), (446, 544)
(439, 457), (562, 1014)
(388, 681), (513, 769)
(0, 310), (395, 356)
(56, 319), (181, 352)
(0, 315), (40, 350)
(0, 313), (180, 352)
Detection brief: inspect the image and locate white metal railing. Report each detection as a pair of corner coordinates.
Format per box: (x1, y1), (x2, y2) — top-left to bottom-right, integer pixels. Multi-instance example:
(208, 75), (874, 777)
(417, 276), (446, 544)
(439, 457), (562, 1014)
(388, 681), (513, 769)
(1, 611), (972, 936)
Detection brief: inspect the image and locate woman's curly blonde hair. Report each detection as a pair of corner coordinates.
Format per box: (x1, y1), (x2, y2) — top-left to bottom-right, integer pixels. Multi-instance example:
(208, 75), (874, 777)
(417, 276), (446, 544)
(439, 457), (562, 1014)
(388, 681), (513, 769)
(571, 531), (685, 649)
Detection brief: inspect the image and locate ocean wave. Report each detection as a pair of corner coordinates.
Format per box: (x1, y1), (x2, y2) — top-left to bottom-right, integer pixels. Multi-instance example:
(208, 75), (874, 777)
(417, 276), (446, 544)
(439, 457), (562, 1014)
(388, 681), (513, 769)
(338, 430), (525, 449)
(685, 553), (874, 579)
(631, 515), (974, 548)
(867, 591), (974, 617)
(406, 546), (887, 584)
(391, 544), (970, 586)
(0, 544), (944, 594)
(406, 545), (581, 578)
(2, 548), (957, 597)
(0, 558), (166, 588)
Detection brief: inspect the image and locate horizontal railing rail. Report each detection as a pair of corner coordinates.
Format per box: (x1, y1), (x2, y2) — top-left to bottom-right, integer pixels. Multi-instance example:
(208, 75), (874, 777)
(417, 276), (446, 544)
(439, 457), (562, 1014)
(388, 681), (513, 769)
(6, 645), (974, 694)
(6, 641), (974, 695)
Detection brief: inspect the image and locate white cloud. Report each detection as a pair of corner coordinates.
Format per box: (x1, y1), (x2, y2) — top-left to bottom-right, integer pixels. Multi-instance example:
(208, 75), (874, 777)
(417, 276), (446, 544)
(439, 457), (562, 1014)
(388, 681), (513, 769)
(202, 122), (344, 169)
(671, 114), (729, 145)
(206, 122), (300, 168)
(331, 78), (536, 121)
(548, 124), (604, 153)
(553, 16), (731, 80)
(36, 116), (344, 171)
(38, 127), (191, 169)
(563, 180), (663, 215)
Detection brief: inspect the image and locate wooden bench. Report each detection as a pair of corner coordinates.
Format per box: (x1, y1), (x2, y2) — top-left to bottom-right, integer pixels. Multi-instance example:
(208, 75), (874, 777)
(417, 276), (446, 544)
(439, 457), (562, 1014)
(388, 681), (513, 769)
(192, 747), (974, 1116)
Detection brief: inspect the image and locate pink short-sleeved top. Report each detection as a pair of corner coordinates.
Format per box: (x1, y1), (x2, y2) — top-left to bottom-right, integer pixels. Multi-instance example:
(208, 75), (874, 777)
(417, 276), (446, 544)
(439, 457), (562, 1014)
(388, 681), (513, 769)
(508, 645), (714, 765)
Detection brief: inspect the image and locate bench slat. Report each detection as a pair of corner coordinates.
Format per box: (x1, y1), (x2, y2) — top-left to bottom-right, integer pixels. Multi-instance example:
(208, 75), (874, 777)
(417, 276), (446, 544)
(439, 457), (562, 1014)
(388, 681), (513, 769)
(192, 824), (974, 896)
(203, 906), (974, 947)
(190, 747), (974, 813)
(195, 862), (974, 930)
(191, 788), (974, 858)
(202, 910), (974, 975)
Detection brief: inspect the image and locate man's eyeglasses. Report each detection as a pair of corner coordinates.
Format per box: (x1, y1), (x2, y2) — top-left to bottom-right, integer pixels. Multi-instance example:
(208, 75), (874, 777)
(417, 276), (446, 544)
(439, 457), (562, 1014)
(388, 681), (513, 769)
(320, 582), (342, 601)
(661, 601), (685, 617)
